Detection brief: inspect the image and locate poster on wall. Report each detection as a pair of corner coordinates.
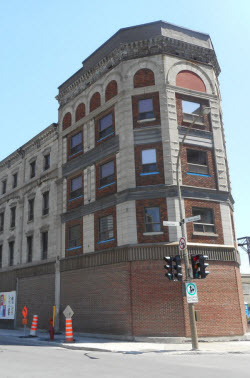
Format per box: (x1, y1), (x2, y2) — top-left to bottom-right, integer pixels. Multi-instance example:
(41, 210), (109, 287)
(0, 291), (16, 320)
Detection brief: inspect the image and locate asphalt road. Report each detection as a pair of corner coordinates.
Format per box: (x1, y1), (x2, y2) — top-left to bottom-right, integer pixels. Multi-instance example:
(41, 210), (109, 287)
(1, 335), (250, 378)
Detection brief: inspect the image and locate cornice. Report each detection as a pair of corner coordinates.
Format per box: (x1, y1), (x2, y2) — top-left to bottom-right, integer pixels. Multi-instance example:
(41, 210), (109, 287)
(56, 36), (220, 107)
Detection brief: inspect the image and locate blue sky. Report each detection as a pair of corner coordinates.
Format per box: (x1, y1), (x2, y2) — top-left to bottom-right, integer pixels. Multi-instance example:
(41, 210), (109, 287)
(1, 0), (249, 271)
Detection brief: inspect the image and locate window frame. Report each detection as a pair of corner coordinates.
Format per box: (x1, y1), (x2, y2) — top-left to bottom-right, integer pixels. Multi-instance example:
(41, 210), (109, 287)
(10, 206), (16, 228)
(141, 148), (158, 174)
(144, 207), (161, 233)
(9, 241), (14, 267)
(98, 214), (114, 243)
(0, 244), (2, 268)
(186, 149), (209, 176)
(98, 112), (114, 141)
(68, 224), (81, 249)
(44, 153), (50, 171)
(42, 191), (49, 216)
(99, 160), (115, 188)
(12, 173), (18, 188)
(27, 235), (33, 263)
(0, 212), (4, 232)
(69, 175), (83, 200)
(2, 179), (7, 194)
(70, 131), (83, 156)
(28, 198), (34, 221)
(138, 98), (154, 121)
(30, 161), (36, 178)
(41, 231), (48, 260)
(192, 207), (216, 234)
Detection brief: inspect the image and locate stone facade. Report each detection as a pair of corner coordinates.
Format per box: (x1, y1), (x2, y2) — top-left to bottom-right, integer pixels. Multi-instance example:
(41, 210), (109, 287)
(0, 21), (247, 337)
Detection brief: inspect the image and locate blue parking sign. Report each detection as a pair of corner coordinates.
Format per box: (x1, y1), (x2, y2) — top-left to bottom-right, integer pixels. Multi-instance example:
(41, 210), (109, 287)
(244, 303), (249, 316)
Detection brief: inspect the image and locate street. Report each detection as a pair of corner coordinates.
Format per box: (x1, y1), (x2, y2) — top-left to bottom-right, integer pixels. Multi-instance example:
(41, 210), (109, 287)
(1, 335), (250, 378)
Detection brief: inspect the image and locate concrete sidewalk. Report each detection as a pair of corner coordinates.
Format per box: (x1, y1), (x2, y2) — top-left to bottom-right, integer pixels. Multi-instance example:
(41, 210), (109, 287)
(1, 328), (250, 354)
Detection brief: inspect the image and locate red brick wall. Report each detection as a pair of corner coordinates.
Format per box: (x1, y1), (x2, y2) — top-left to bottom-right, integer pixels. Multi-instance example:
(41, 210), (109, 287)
(176, 95), (211, 132)
(105, 80), (118, 102)
(133, 68), (155, 88)
(65, 218), (83, 257)
(75, 103), (85, 122)
(95, 155), (117, 199)
(67, 171), (84, 210)
(95, 107), (115, 145)
(67, 126), (83, 161)
(135, 143), (165, 186)
(184, 199), (224, 244)
(132, 92), (161, 128)
(176, 70), (206, 92)
(181, 145), (217, 189)
(62, 112), (72, 130)
(94, 206), (117, 251)
(90, 92), (101, 112)
(136, 198), (169, 244)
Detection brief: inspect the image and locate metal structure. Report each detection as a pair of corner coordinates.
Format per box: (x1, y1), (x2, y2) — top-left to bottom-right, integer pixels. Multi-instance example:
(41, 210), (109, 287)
(238, 237), (250, 264)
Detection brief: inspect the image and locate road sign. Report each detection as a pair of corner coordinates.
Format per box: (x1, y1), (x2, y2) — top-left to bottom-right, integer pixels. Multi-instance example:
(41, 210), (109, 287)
(183, 215), (201, 224)
(163, 221), (180, 227)
(22, 306), (28, 319)
(22, 318), (28, 325)
(63, 305), (74, 318)
(179, 237), (186, 250)
(186, 283), (198, 303)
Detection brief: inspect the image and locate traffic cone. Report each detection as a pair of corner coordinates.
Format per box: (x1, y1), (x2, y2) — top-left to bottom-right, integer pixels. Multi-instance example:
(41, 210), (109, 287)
(30, 315), (38, 336)
(65, 318), (73, 342)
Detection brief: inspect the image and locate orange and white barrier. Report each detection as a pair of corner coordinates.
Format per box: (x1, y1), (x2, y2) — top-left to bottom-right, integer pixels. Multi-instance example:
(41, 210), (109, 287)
(65, 318), (73, 342)
(30, 315), (38, 336)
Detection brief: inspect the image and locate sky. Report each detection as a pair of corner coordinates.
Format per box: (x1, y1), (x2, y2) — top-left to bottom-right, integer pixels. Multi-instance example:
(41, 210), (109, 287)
(0, 0), (249, 271)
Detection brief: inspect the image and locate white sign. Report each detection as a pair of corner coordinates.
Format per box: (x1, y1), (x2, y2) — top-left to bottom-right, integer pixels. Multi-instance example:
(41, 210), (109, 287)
(179, 237), (186, 250)
(186, 283), (198, 303)
(63, 305), (74, 318)
(0, 291), (16, 320)
(163, 221), (180, 227)
(183, 215), (201, 224)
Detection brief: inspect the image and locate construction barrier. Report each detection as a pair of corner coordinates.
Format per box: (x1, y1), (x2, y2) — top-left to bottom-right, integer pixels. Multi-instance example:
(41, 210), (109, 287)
(65, 318), (73, 342)
(30, 315), (38, 336)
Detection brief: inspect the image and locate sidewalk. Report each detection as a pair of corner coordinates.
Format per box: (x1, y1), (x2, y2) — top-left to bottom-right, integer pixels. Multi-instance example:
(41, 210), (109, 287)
(1, 328), (250, 354)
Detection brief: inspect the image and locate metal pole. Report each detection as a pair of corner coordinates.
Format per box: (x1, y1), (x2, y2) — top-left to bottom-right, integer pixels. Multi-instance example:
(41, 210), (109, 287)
(176, 116), (199, 350)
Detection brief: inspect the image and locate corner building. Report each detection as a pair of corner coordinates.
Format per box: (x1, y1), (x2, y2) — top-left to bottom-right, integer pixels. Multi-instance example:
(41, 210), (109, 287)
(0, 21), (247, 337)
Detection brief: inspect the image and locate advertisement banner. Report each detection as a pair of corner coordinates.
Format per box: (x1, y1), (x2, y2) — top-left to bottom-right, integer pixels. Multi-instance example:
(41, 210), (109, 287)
(0, 291), (16, 320)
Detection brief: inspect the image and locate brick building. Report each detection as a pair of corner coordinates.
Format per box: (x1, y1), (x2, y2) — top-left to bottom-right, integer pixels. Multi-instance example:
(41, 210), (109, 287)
(0, 21), (247, 337)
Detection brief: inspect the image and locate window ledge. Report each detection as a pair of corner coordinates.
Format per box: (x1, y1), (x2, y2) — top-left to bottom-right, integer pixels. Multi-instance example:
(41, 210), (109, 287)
(66, 246), (82, 251)
(27, 219), (34, 224)
(187, 172), (211, 177)
(143, 232), (163, 236)
(137, 118), (156, 124)
(140, 172), (160, 176)
(98, 181), (116, 190)
(42, 213), (49, 219)
(193, 232), (218, 237)
(97, 132), (114, 143)
(68, 150), (83, 159)
(97, 238), (115, 244)
(68, 195), (83, 202)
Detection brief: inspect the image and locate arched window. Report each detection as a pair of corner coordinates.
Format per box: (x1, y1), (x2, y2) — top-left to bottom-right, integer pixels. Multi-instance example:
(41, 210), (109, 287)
(105, 80), (118, 102)
(176, 71), (206, 92)
(89, 92), (101, 112)
(62, 112), (72, 130)
(133, 69), (155, 88)
(75, 103), (85, 122)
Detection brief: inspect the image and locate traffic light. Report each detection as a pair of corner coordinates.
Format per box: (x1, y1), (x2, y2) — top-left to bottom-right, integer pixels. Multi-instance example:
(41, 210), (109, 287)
(173, 255), (183, 281)
(200, 255), (209, 279)
(191, 255), (200, 279)
(164, 256), (173, 280)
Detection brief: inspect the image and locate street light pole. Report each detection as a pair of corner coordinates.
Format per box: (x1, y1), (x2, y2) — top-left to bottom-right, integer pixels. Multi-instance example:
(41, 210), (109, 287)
(176, 107), (210, 350)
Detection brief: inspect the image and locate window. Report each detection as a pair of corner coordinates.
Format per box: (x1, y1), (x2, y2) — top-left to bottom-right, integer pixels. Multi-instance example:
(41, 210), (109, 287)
(138, 98), (154, 120)
(187, 149), (209, 175)
(0, 245), (2, 268)
(9, 241), (14, 266)
(28, 198), (34, 221)
(70, 132), (82, 155)
(70, 176), (82, 200)
(0, 212), (4, 232)
(10, 207), (16, 228)
(98, 215), (114, 242)
(141, 149), (157, 174)
(41, 231), (48, 260)
(27, 235), (33, 263)
(44, 154), (50, 170)
(2, 179), (7, 194)
(13, 173), (18, 188)
(100, 161), (115, 187)
(30, 161), (36, 178)
(144, 207), (161, 232)
(192, 208), (215, 233)
(68, 224), (81, 249)
(182, 100), (202, 115)
(42, 191), (49, 216)
(99, 113), (113, 140)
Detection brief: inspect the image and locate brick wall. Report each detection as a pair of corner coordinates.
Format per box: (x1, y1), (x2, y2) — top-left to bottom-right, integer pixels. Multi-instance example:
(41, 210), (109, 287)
(136, 198), (169, 244)
(135, 143), (165, 186)
(75, 103), (85, 122)
(65, 218), (83, 257)
(132, 92), (161, 128)
(89, 92), (101, 112)
(133, 68), (155, 88)
(94, 206), (117, 251)
(181, 145), (217, 189)
(105, 80), (118, 102)
(184, 199), (224, 244)
(176, 70), (206, 92)
(62, 112), (72, 130)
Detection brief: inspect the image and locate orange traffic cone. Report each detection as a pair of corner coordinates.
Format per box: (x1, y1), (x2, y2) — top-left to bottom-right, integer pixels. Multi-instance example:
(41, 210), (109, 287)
(65, 318), (73, 342)
(30, 315), (38, 336)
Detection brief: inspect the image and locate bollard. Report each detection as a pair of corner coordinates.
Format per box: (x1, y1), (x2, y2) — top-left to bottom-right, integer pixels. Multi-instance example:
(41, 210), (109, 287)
(30, 315), (38, 336)
(49, 317), (54, 341)
(65, 318), (73, 342)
